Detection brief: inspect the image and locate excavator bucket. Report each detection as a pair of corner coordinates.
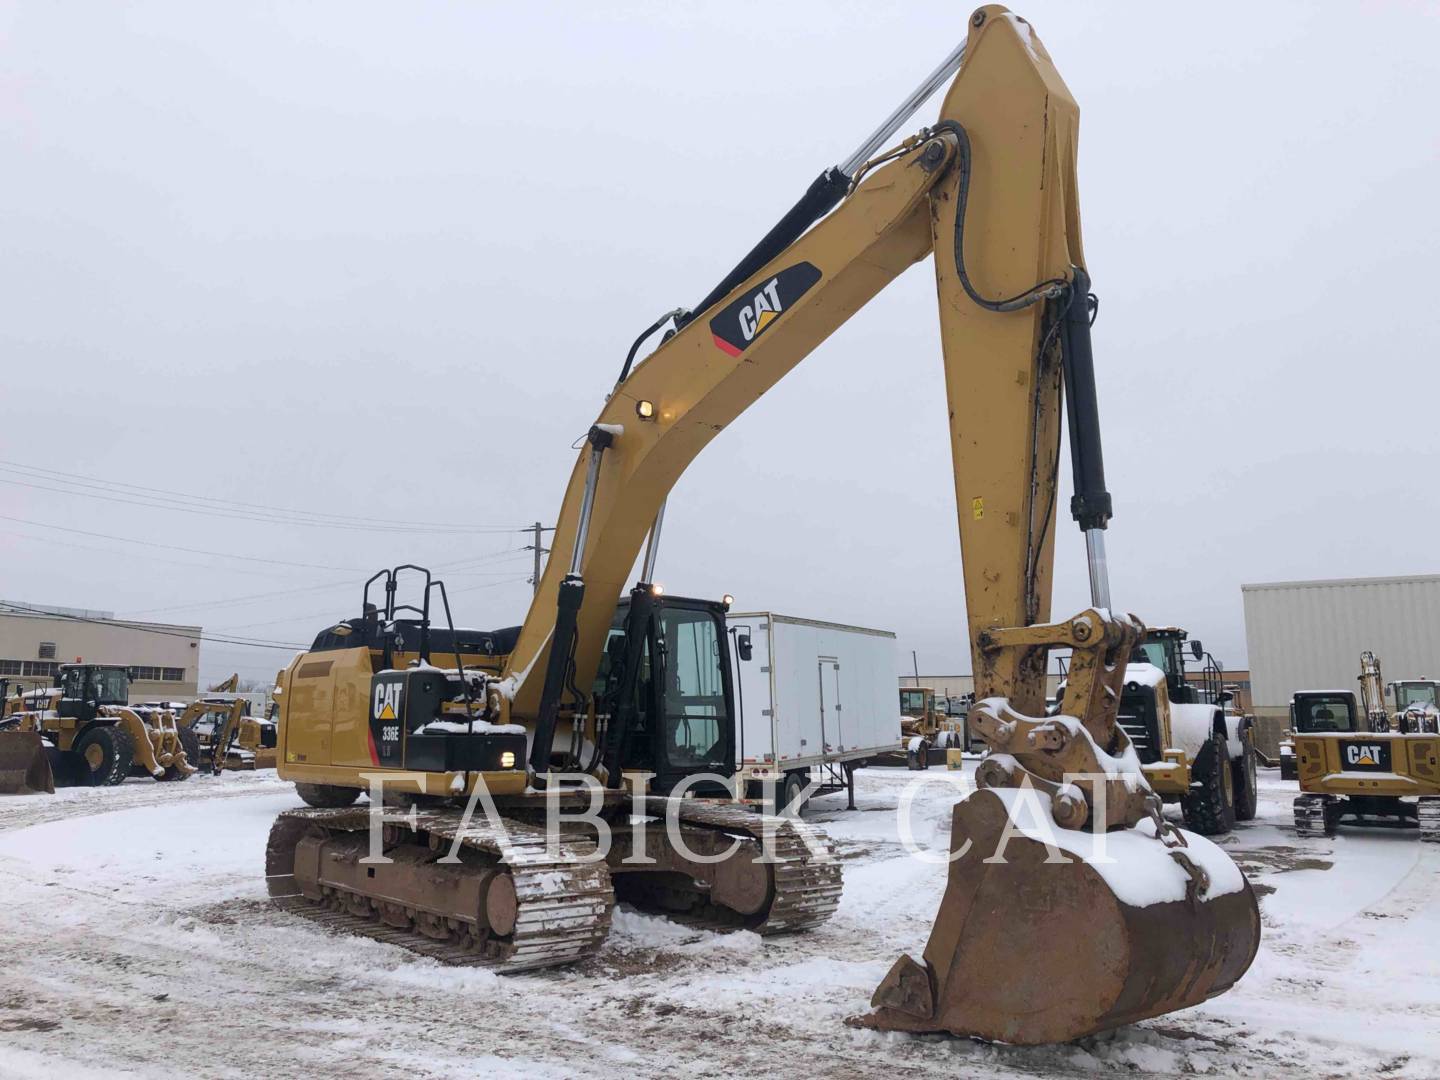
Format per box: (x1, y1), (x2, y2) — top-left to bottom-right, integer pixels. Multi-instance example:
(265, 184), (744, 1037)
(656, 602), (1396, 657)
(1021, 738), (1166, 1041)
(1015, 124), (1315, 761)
(854, 789), (1260, 1045)
(0, 733), (57, 795)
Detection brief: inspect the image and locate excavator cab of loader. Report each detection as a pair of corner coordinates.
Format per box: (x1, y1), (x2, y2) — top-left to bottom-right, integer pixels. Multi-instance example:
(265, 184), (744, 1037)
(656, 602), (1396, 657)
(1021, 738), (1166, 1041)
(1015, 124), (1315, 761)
(57, 664), (131, 722)
(1292, 691), (1359, 733)
(592, 590), (736, 797)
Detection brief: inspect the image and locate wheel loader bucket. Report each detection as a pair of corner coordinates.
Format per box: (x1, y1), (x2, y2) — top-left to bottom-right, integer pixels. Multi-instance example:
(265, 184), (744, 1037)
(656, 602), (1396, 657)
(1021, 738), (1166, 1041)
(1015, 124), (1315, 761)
(853, 788), (1260, 1045)
(0, 733), (57, 795)
(46, 748), (96, 788)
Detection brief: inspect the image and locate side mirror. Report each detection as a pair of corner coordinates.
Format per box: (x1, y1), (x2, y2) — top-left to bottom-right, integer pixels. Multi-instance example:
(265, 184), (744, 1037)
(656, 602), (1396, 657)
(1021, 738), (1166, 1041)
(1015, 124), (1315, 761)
(1189, 640), (1204, 661)
(331, 622), (353, 638)
(127, 667), (140, 680)
(1218, 690), (1234, 704)
(737, 633), (753, 662)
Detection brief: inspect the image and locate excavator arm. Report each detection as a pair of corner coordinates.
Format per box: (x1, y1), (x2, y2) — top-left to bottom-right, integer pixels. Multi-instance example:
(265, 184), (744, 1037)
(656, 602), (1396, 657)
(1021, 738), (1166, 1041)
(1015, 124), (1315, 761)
(504, 8), (1143, 815)
(505, 9), (1098, 728)
(488, 5), (1259, 1043)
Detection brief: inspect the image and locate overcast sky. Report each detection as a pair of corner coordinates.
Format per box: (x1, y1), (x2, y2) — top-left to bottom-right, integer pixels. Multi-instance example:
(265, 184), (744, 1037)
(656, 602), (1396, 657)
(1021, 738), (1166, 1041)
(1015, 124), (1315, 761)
(3, 1), (1438, 685)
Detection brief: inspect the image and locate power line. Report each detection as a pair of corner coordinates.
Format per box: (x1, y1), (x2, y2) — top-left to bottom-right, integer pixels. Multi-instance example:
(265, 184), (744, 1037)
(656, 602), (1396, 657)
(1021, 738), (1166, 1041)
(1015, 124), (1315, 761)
(0, 529), (327, 581)
(0, 514), (369, 572)
(0, 474), (511, 535)
(209, 573), (533, 631)
(0, 601), (308, 651)
(0, 460), (529, 533)
(117, 549), (533, 618)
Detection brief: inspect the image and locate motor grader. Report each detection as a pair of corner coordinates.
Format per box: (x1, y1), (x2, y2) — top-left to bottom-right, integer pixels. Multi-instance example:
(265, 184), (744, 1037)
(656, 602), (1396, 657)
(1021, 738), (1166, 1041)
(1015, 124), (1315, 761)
(265, 6), (1259, 1044)
(0, 663), (196, 792)
(894, 686), (966, 769)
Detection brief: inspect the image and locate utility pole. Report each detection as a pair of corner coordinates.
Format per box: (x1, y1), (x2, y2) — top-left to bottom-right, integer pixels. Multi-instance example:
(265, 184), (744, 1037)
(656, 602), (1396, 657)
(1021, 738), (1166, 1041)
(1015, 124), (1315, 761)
(523, 521), (554, 595)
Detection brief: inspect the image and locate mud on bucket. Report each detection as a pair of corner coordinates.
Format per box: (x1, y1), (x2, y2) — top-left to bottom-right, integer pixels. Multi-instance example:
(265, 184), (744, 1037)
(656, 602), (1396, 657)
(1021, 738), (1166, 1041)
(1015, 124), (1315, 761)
(851, 786), (1260, 1045)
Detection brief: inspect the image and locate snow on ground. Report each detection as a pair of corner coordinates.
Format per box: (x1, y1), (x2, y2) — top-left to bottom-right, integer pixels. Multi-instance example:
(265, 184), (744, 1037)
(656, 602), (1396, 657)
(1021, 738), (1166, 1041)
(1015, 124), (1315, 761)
(0, 767), (1436, 1079)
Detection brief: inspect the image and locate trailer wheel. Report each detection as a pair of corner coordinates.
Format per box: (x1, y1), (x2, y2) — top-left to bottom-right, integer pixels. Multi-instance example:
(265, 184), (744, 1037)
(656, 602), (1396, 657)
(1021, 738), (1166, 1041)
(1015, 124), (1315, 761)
(780, 771), (809, 815)
(1180, 736), (1236, 836)
(295, 782), (361, 808)
(73, 724), (135, 787)
(1232, 738), (1259, 822)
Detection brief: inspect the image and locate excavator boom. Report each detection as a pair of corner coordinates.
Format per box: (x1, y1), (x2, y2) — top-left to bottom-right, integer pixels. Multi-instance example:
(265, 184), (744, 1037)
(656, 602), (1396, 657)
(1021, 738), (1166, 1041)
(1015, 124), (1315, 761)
(484, 4), (1259, 1043)
(267, 5), (1259, 1044)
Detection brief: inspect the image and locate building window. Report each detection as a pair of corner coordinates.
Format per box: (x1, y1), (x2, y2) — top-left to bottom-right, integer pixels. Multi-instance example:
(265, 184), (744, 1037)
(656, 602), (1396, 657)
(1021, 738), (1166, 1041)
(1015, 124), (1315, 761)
(21, 661), (57, 678)
(162, 667), (185, 682)
(38, 642), (57, 659)
(132, 666), (160, 681)
(0, 659), (21, 676)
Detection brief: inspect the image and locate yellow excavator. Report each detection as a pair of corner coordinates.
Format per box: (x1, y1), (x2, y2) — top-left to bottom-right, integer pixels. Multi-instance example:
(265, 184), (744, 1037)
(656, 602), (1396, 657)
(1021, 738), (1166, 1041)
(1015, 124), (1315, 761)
(151, 674), (280, 773)
(265, 6), (1259, 1043)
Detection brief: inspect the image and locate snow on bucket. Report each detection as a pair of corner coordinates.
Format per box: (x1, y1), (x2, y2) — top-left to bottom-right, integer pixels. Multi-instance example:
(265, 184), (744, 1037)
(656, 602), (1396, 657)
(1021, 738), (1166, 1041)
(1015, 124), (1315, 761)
(851, 786), (1260, 1045)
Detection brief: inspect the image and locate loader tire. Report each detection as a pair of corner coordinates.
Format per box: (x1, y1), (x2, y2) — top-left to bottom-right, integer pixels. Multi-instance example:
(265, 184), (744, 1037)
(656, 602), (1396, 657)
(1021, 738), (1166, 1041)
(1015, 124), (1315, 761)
(295, 782), (361, 808)
(1181, 736), (1235, 836)
(74, 724), (135, 787)
(1232, 738), (1259, 822)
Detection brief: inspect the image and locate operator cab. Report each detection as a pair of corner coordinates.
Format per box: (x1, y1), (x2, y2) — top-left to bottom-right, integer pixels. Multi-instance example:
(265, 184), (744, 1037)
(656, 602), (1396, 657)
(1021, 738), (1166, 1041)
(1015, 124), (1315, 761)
(1290, 691), (1359, 734)
(1392, 680), (1439, 713)
(593, 593), (736, 797)
(899, 687), (931, 717)
(57, 664), (130, 720)
(1118, 627), (1229, 763)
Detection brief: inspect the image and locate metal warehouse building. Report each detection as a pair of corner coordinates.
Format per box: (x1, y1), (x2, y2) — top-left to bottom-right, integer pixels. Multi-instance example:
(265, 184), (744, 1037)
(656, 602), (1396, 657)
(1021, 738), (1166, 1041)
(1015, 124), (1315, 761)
(0, 601), (201, 703)
(1242, 574), (1440, 729)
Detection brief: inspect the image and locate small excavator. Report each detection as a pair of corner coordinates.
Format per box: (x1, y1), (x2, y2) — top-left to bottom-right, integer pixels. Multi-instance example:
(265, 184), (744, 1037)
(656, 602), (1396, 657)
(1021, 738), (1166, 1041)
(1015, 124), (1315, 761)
(147, 674), (280, 773)
(265, 6), (1259, 1044)
(1292, 651), (1440, 840)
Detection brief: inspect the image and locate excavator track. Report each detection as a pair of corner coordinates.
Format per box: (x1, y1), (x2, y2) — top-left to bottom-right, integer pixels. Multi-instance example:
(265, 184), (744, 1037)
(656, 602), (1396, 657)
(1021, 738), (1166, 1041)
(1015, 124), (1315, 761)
(266, 806), (614, 972)
(1293, 794), (1336, 838)
(1419, 797), (1440, 843)
(639, 797), (843, 935)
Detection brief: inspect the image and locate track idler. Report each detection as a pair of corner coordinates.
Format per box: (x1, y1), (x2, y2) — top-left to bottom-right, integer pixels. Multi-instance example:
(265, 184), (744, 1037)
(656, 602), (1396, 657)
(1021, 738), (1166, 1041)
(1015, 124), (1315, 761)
(853, 787), (1261, 1045)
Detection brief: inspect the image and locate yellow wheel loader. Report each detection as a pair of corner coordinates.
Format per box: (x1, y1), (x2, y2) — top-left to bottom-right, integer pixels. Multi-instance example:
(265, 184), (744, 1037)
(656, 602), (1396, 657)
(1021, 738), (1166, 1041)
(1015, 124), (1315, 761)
(265, 5), (1258, 1043)
(1110, 627), (1259, 834)
(0, 664), (196, 791)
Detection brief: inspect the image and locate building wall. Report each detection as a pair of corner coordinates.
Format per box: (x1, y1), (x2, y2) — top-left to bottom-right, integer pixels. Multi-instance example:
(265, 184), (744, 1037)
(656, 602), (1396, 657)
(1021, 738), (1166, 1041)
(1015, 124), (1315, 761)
(0, 609), (201, 703)
(1242, 575), (1440, 721)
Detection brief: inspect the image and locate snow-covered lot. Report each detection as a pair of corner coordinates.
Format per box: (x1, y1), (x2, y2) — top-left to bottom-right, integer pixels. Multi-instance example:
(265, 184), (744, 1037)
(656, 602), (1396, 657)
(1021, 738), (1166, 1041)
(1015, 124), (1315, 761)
(0, 767), (1435, 1079)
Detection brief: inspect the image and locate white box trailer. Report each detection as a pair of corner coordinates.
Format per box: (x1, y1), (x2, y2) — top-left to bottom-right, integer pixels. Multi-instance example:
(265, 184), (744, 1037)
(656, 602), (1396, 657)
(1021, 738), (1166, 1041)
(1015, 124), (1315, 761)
(727, 611), (900, 808)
